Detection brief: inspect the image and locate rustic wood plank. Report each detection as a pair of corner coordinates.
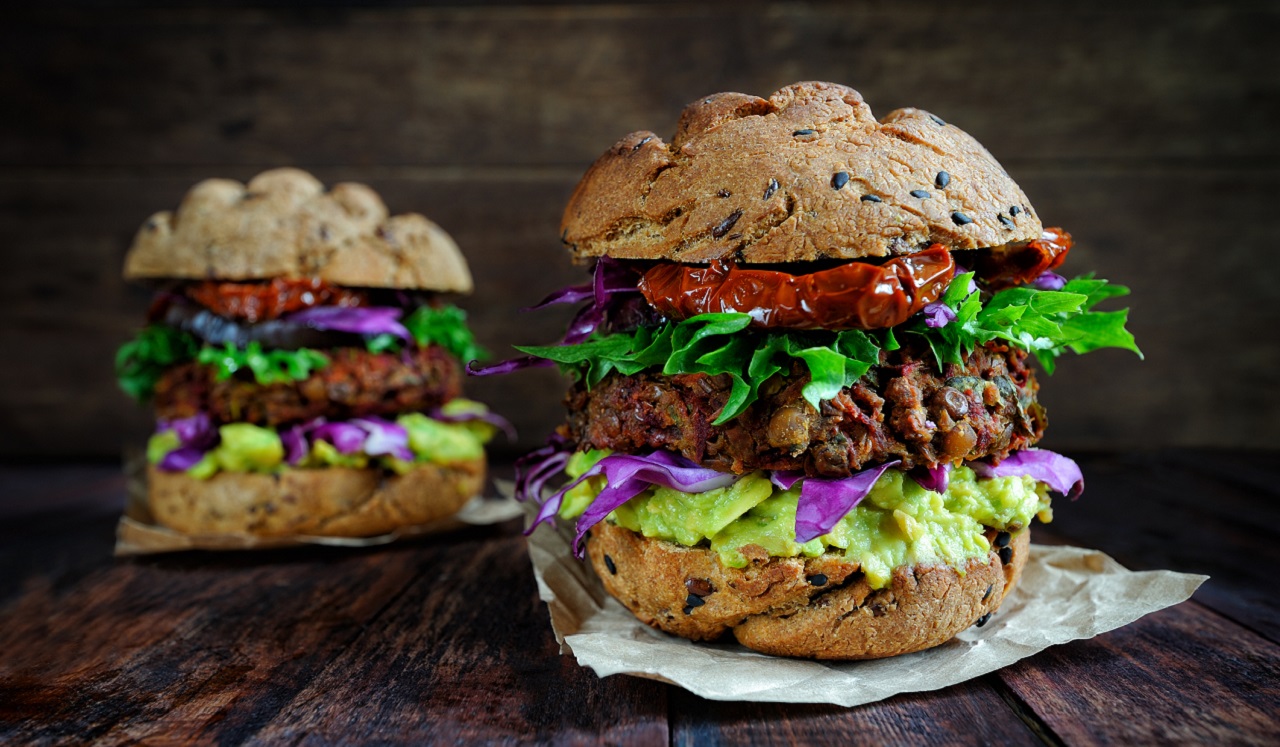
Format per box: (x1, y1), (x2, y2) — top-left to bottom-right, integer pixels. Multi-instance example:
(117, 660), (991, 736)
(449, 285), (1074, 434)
(0, 536), (470, 742)
(0, 464), (667, 742)
(2, 4), (1276, 169)
(1, 458), (1278, 742)
(670, 679), (1048, 746)
(1049, 453), (1280, 645)
(243, 534), (669, 744)
(0, 467), (124, 605)
(998, 601), (1280, 745)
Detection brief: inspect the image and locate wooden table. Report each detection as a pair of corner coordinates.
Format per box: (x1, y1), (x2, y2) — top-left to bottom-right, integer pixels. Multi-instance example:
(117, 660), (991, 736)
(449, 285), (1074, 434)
(2, 451), (1277, 744)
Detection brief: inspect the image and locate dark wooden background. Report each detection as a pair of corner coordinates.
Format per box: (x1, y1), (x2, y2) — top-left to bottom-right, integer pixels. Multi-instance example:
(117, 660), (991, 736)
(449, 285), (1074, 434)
(3, 0), (1278, 461)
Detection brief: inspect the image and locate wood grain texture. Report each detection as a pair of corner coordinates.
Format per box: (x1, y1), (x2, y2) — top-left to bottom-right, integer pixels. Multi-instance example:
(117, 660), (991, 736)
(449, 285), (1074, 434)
(670, 681), (1046, 746)
(1, 452), (1279, 743)
(1044, 451), (1280, 646)
(3, 4), (1276, 168)
(2, 1), (1278, 459)
(999, 603), (1280, 745)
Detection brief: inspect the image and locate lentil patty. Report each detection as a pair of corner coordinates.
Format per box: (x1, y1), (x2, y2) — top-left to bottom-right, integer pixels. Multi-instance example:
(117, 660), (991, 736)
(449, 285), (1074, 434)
(154, 345), (463, 427)
(564, 340), (1045, 477)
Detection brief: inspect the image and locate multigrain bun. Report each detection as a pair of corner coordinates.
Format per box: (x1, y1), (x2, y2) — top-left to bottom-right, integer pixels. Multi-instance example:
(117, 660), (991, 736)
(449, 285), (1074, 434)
(561, 81), (1043, 264)
(586, 520), (1029, 660)
(146, 458), (484, 538)
(124, 168), (473, 292)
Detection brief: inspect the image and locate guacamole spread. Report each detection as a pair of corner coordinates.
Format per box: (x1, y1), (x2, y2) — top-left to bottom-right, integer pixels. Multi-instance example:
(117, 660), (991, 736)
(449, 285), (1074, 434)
(559, 450), (1051, 589)
(148, 399), (498, 479)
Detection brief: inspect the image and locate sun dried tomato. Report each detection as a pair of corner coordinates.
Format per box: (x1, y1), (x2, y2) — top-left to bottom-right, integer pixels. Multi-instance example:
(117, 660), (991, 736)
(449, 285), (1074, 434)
(184, 278), (367, 323)
(638, 244), (955, 330)
(972, 227), (1072, 290)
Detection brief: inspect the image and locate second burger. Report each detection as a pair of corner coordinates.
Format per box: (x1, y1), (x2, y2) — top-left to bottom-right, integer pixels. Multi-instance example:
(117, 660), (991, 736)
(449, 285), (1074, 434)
(117, 168), (508, 539)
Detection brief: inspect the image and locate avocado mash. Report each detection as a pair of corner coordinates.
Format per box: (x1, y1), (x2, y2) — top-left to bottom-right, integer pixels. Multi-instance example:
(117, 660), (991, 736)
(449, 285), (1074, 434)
(147, 400), (496, 478)
(560, 451), (1051, 589)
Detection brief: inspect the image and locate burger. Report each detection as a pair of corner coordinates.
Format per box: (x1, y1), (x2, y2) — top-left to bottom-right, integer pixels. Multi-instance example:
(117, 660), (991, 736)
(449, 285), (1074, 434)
(479, 82), (1140, 659)
(117, 168), (507, 538)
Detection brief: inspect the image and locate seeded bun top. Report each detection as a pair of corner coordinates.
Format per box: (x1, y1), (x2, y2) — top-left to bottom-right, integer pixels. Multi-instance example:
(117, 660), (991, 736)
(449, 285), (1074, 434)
(561, 82), (1043, 264)
(124, 168), (473, 292)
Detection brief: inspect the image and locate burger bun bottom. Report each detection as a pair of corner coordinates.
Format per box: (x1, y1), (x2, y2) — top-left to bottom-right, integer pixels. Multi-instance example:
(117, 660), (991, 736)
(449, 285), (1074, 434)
(147, 458), (484, 538)
(586, 521), (1029, 660)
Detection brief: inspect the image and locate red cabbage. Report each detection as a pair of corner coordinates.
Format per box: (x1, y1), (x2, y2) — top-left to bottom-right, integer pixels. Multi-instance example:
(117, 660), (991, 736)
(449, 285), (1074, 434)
(155, 413), (219, 471)
(471, 257), (643, 376)
(562, 303), (606, 345)
(794, 461), (901, 543)
(526, 283), (593, 310)
(468, 355), (555, 376)
(911, 463), (952, 494)
(1030, 271), (1067, 290)
(350, 417), (414, 461)
(971, 448), (1084, 498)
(157, 412), (217, 450)
(514, 434), (573, 503)
(311, 422), (368, 454)
(533, 450), (739, 555)
(770, 471), (804, 491)
(280, 420), (319, 465)
(922, 302), (957, 329)
(159, 446), (208, 472)
(288, 306), (410, 339)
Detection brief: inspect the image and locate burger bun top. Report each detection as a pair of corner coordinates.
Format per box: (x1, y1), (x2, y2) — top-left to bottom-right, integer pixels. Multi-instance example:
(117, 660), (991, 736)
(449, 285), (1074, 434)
(124, 168), (473, 293)
(561, 81), (1043, 264)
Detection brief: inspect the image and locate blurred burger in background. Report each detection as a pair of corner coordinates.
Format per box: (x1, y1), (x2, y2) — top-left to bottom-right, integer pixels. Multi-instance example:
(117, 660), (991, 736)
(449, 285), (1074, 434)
(482, 82), (1140, 659)
(117, 168), (508, 538)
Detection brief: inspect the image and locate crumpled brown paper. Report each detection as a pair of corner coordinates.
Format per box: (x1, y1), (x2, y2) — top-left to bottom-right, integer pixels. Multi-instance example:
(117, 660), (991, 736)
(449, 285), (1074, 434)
(525, 506), (1207, 706)
(113, 456), (523, 556)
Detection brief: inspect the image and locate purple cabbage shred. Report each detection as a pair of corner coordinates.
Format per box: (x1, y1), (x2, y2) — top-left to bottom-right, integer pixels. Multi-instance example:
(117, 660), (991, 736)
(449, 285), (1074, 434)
(1030, 271), (1067, 290)
(514, 434), (573, 504)
(467, 356), (555, 377)
(287, 306), (410, 339)
(350, 417), (415, 461)
(154, 413), (219, 471)
(158, 446), (208, 472)
(970, 448), (1084, 499)
(532, 450), (739, 556)
(793, 461), (901, 543)
(471, 257), (643, 376)
(911, 463), (952, 494)
(922, 302), (957, 329)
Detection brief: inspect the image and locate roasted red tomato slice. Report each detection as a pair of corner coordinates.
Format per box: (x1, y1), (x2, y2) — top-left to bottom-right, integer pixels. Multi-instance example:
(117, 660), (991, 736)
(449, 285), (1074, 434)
(972, 227), (1072, 290)
(184, 278), (367, 323)
(639, 244), (955, 330)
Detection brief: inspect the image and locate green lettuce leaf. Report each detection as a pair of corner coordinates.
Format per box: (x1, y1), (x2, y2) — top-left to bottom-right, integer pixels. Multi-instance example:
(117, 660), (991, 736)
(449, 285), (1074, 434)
(904, 273), (1142, 373)
(115, 324), (200, 401)
(400, 304), (488, 363)
(518, 314), (882, 424)
(196, 342), (330, 385)
(514, 272), (1141, 423)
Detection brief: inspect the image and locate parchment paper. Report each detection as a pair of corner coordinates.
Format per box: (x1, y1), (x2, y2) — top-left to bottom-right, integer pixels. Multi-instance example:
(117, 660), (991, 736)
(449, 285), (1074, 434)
(526, 506), (1207, 707)
(113, 457), (523, 556)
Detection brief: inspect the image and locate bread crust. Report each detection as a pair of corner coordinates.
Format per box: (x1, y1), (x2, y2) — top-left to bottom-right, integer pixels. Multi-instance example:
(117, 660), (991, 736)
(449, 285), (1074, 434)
(561, 81), (1042, 264)
(124, 168), (473, 292)
(586, 520), (1029, 660)
(147, 457), (484, 537)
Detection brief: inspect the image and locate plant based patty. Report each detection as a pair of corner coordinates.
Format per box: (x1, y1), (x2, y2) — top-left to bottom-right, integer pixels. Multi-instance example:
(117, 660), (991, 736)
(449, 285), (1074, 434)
(154, 344), (463, 427)
(563, 340), (1044, 477)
